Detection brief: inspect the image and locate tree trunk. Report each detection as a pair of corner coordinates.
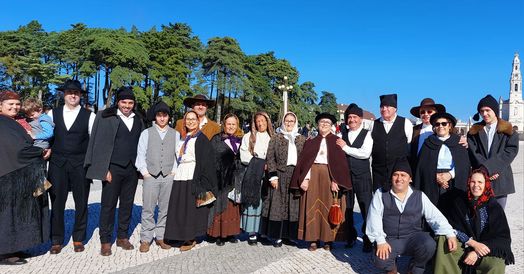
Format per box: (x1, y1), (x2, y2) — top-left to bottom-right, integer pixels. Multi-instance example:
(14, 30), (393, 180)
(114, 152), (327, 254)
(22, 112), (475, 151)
(103, 65), (112, 108)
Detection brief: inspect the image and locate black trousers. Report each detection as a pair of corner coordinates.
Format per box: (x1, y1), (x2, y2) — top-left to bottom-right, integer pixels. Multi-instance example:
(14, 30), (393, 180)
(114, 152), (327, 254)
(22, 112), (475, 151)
(345, 171), (372, 242)
(99, 163), (138, 244)
(48, 160), (91, 245)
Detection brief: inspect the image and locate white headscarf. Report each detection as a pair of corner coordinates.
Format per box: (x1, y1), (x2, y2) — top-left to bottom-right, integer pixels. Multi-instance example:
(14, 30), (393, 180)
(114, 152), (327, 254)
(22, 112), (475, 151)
(279, 112), (300, 166)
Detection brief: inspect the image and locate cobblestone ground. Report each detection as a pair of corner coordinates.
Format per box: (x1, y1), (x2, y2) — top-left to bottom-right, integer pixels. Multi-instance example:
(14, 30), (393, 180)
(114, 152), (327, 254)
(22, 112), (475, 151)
(1, 143), (522, 274)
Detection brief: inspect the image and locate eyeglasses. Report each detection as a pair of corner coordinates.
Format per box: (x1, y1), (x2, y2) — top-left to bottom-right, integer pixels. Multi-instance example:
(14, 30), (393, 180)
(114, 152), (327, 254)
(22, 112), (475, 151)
(284, 120), (295, 123)
(434, 122), (449, 127)
(419, 110), (435, 115)
(319, 120), (332, 125)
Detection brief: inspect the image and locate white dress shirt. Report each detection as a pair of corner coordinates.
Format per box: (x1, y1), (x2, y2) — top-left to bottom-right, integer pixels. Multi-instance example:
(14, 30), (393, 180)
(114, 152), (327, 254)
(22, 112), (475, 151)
(117, 109), (135, 131)
(417, 123), (434, 154)
(485, 121), (498, 154)
(48, 105), (95, 135)
(341, 124), (373, 159)
(173, 137), (197, 181)
(240, 131), (271, 164)
(366, 186), (455, 244)
(304, 137), (329, 180)
(370, 114), (413, 143)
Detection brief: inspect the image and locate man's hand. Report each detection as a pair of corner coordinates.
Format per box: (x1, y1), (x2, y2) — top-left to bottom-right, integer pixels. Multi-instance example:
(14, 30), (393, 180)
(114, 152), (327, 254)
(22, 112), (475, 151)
(376, 242), (392, 260)
(336, 138), (347, 149)
(270, 179), (279, 189)
(436, 172), (451, 189)
(106, 170), (112, 183)
(143, 173), (152, 179)
(463, 251), (478, 266)
(43, 149), (51, 160)
(459, 135), (468, 148)
(447, 236), (458, 252)
(300, 179), (309, 191)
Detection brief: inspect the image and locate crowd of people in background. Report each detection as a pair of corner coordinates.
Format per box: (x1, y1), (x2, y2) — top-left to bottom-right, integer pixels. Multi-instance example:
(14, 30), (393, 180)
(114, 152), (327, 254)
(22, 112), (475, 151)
(0, 79), (519, 274)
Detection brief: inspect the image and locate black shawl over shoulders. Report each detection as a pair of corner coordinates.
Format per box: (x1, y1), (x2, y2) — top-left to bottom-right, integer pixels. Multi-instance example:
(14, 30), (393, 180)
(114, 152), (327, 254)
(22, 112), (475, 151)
(447, 196), (514, 265)
(413, 134), (470, 208)
(193, 133), (218, 197)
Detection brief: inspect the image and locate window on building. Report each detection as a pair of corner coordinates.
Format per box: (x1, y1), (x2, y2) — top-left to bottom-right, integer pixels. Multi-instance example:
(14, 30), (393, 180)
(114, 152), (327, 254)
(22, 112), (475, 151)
(516, 84), (519, 91)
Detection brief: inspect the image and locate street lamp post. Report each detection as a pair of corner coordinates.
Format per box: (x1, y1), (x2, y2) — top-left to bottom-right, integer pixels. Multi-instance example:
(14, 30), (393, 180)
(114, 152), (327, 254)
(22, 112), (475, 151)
(278, 76), (293, 115)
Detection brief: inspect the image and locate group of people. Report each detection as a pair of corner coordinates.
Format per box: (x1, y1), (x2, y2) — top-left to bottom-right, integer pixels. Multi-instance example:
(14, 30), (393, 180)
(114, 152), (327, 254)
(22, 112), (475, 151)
(0, 79), (519, 274)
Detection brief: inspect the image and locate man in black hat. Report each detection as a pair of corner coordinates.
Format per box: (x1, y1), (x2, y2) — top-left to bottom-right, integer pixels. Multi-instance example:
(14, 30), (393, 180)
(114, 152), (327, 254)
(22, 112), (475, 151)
(85, 86), (145, 256)
(467, 94), (519, 209)
(135, 101), (179, 252)
(366, 158), (457, 274)
(408, 98), (446, 170)
(336, 103), (373, 252)
(47, 79), (96, 254)
(370, 94), (413, 191)
(175, 94), (220, 140)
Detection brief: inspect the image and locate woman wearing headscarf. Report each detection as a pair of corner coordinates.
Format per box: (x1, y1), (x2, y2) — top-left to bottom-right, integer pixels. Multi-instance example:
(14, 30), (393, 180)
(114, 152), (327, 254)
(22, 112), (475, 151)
(239, 111), (274, 245)
(434, 169), (514, 274)
(207, 113), (244, 246)
(164, 110), (217, 251)
(260, 112), (305, 247)
(0, 91), (50, 265)
(414, 112), (470, 215)
(289, 113), (352, 251)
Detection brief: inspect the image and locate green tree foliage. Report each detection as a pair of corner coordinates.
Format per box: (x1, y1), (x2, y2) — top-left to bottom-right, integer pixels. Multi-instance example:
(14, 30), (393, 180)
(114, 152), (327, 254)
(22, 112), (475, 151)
(319, 91), (338, 117)
(0, 20), (334, 125)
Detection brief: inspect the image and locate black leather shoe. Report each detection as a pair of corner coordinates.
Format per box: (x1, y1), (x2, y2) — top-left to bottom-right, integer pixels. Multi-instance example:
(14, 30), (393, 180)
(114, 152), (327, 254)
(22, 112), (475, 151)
(50, 245), (63, 254)
(228, 236), (238, 243)
(273, 239), (283, 247)
(216, 238), (225, 246)
(0, 257), (28, 265)
(247, 237), (257, 246)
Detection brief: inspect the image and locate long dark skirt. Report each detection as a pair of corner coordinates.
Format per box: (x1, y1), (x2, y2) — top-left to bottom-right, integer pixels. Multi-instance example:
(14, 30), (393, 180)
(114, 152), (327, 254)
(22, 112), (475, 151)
(208, 200), (241, 238)
(297, 164), (346, 242)
(164, 180), (209, 241)
(0, 161), (50, 255)
(260, 165), (299, 240)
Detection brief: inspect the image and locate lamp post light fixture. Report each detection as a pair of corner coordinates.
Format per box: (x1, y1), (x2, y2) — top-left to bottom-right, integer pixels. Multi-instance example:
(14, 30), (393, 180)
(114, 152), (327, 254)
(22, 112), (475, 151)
(278, 76), (293, 115)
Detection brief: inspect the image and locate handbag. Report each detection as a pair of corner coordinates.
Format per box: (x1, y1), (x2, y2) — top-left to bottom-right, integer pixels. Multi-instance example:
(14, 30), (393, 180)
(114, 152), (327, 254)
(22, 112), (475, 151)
(328, 192), (343, 226)
(196, 191), (216, 207)
(33, 179), (52, 197)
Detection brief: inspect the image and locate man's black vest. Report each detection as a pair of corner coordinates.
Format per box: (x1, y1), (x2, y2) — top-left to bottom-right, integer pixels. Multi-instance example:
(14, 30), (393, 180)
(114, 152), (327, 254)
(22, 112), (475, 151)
(382, 189), (423, 239)
(51, 106), (91, 167)
(110, 116), (142, 167)
(340, 124), (371, 176)
(371, 117), (408, 169)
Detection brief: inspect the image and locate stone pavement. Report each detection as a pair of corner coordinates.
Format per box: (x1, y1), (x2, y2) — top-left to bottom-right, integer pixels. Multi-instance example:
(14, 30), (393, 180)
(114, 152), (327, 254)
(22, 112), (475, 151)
(1, 143), (522, 274)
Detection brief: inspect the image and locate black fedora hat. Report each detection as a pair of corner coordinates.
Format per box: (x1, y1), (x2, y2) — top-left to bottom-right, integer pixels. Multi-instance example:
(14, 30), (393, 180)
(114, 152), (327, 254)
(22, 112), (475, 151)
(410, 98), (446, 118)
(57, 79), (85, 93)
(430, 112), (457, 127)
(183, 94), (216, 108)
(315, 112), (337, 125)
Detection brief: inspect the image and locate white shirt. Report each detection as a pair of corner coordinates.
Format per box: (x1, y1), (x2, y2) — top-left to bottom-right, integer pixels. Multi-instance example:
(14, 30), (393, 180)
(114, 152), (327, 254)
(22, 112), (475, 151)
(366, 187), (455, 244)
(135, 124), (179, 176)
(304, 137), (329, 180)
(417, 123), (434, 154)
(174, 136), (197, 181)
(341, 124), (373, 159)
(240, 131), (271, 164)
(485, 121), (498, 154)
(437, 135), (456, 178)
(370, 114), (413, 143)
(199, 116), (208, 130)
(117, 109), (135, 131)
(48, 105), (95, 135)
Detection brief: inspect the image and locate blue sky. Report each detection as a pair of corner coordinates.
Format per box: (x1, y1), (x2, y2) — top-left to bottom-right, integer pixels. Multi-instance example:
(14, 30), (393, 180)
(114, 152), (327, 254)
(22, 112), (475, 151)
(2, 0), (523, 121)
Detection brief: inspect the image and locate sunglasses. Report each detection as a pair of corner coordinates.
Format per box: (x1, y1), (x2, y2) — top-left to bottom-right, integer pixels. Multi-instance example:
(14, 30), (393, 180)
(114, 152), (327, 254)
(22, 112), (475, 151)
(434, 122), (449, 127)
(419, 110), (435, 115)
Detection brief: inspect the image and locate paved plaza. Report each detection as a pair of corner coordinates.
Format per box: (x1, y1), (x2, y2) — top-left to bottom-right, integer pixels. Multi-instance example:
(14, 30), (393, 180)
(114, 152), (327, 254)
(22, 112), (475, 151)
(1, 143), (522, 274)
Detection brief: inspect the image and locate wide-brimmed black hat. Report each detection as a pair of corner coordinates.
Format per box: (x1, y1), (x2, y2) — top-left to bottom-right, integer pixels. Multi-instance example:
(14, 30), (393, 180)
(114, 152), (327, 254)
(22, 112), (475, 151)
(430, 112), (457, 127)
(147, 101), (171, 122)
(57, 79), (85, 93)
(315, 112), (337, 125)
(183, 94), (216, 108)
(410, 98), (446, 118)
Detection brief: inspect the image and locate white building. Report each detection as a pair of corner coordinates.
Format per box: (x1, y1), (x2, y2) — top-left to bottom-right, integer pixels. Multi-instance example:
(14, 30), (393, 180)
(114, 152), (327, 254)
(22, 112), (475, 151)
(500, 53), (524, 133)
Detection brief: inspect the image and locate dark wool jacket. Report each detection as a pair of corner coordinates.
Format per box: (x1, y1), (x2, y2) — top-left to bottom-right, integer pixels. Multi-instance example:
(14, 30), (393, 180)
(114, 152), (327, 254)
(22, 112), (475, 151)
(266, 133), (306, 178)
(447, 196), (514, 266)
(192, 133), (218, 196)
(84, 107), (145, 180)
(409, 123), (424, 172)
(413, 134), (470, 208)
(289, 133), (352, 191)
(467, 119), (519, 196)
